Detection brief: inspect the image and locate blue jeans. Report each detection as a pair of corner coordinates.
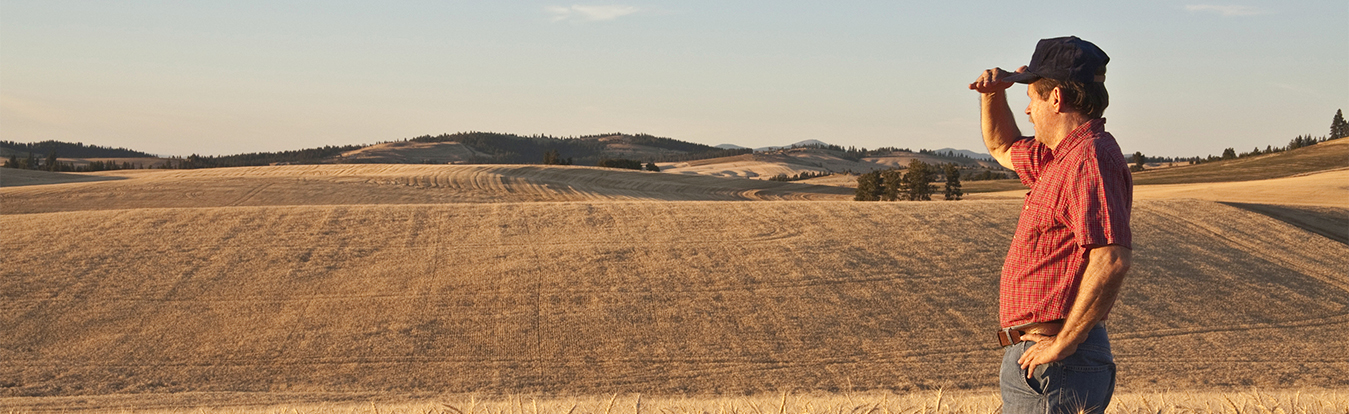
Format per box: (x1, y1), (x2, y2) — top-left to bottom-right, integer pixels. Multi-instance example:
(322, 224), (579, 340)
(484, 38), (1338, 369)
(1000, 324), (1116, 414)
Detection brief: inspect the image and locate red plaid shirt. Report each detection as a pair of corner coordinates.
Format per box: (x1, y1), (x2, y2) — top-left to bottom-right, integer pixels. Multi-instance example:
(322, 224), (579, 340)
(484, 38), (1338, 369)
(1000, 119), (1132, 328)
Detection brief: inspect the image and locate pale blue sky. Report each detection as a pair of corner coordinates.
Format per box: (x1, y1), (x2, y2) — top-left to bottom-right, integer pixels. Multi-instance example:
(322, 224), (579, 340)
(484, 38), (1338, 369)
(2, 1), (1345, 157)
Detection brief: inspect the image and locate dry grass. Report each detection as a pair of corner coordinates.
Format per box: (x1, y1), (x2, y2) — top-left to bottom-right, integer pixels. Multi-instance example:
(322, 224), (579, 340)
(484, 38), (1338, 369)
(0, 164), (852, 214)
(4, 389), (1347, 413)
(0, 168), (126, 187)
(966, 169), (1349, 208)
(2, 199), (1346, 400)
(2, 163), (1347, 412)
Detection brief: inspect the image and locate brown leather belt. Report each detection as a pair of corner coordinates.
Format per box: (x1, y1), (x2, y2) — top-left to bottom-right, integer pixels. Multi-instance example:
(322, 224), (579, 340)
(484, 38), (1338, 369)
(997, 321), (1065, 347)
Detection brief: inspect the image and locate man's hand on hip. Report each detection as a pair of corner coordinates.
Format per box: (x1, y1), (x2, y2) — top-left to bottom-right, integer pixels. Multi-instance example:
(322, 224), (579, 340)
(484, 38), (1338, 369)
(968, 66), (1027, 93)
(1016, 332), (1077, 378)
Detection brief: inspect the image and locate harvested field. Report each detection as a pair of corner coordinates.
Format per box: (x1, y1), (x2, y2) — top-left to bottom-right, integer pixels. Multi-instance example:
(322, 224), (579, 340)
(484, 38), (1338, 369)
(966, 169), (1349, 208)
(3, 162), (1347, 412)
(6, 389), (1349, 413)
(2, 199), (1346, 404)
(0, 164), (851, 214)
(0, 168), (126, 188)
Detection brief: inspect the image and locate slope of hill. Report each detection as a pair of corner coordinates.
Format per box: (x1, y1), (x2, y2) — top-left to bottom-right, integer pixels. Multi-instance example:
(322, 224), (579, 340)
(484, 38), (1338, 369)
(659, 147), (1004, 181)
(401, 132), (747, 165)
(0, 164), (853, 214)
(2, 199), (1345, 401)
(1131, 137), (1348, 185)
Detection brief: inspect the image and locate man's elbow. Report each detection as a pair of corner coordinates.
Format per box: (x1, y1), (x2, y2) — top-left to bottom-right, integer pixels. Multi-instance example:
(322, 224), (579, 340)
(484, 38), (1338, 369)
(1096, 245), (1132, 277)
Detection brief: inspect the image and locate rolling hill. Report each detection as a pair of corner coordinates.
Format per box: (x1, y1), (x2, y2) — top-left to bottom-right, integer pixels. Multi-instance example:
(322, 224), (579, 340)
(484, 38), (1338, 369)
(658, 146), (1005, 181)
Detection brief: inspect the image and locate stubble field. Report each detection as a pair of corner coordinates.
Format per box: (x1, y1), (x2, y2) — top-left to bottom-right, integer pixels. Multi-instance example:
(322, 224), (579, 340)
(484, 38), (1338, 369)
(1, 164), (1347, 412)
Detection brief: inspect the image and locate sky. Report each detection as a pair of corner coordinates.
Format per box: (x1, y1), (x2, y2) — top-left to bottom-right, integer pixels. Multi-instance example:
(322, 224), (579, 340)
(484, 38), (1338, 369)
(1, 1), (1345, 158)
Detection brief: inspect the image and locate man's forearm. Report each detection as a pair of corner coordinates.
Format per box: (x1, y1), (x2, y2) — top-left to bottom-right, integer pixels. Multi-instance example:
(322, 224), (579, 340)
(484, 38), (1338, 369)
(980, 91), (1020, 169)
(1056, 245), (1131, 347)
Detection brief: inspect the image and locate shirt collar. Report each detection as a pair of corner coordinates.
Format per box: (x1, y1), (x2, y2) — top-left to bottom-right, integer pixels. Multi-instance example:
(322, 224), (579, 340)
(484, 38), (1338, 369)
(1053, 118), (1106, 155)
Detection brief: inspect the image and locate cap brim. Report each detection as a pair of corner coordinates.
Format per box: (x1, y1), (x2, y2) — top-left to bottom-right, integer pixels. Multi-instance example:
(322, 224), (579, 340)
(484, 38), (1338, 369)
(1002, 71), (1041, 84)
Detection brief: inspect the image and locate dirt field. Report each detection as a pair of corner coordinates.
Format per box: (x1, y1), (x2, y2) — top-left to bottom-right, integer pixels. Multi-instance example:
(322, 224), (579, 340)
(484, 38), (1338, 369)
(2, 164), (1346, 412)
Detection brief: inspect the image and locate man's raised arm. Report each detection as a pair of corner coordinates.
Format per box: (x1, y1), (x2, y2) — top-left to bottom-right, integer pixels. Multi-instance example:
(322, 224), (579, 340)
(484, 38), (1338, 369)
(969, 66), (1026, 170)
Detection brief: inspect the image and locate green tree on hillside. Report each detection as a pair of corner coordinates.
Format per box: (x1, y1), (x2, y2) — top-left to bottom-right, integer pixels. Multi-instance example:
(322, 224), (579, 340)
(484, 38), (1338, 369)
(5, 154), (17, 168)
(854, 171), (883, 201)
(1221, 148), (1237, 160)
(44, 152), (59, 172)
(901, 160), (936, 201)
(645, 162), (660, 172)
(1332, 109), (1347, 139)
(943, 164), (962, 201)
(880, 169), (903, 201)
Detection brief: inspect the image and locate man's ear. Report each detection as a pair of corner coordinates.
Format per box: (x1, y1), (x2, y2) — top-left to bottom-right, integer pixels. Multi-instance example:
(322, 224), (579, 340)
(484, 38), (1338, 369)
(1050, 87), (1066, 113)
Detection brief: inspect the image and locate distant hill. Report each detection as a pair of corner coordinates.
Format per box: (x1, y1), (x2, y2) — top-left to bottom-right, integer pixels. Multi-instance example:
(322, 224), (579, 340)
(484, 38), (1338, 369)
(754, 139), (832, 152)
(1131, 137), (1348, 185)
(715, 144), (749, 150)
(392, 132), (749, 165)
(1, 140), (155, 158)
(933, 148), (994, 161)
(659, 145), (1006, 181)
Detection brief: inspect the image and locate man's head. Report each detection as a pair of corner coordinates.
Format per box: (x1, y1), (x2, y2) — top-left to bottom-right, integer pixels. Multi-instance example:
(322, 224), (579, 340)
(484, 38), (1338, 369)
(1007, 36), (1110, 120)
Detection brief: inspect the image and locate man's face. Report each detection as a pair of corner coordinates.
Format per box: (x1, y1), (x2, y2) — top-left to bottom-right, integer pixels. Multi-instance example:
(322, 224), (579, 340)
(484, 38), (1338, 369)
(1024, 84), (1052, 137)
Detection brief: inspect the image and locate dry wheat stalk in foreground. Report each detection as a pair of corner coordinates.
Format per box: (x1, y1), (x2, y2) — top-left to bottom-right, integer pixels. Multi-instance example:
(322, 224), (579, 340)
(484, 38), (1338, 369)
(51, 389), (1347, 414)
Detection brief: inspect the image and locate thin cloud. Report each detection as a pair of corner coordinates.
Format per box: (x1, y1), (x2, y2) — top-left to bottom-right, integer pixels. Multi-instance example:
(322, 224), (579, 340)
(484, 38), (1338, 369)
(547, 5), (639, 22)
(1185, 4), (1267, 16)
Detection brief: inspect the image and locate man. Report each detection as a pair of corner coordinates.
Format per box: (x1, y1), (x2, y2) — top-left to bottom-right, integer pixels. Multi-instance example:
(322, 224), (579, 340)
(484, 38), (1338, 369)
(968, 36), (1133, 414)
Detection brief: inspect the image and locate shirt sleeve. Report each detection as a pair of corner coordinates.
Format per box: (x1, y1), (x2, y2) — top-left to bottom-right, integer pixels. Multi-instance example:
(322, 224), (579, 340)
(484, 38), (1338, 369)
(1064, 143), (1133, 249)
(1009, 137), (1052, 187)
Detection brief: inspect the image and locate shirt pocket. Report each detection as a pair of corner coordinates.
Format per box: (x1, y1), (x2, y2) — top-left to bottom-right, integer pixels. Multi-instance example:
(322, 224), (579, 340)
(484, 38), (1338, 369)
(1019, 200), (1060, 255)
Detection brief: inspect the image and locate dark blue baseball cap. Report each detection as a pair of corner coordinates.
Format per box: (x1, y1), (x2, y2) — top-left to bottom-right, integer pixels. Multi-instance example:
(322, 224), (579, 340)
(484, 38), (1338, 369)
(1004, 36), (1109, 84)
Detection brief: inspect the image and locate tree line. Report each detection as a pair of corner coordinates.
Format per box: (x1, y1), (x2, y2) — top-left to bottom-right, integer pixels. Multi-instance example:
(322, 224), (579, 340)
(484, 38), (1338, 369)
(1135, 109), (1347, 167)
(855, 160), (963, 201)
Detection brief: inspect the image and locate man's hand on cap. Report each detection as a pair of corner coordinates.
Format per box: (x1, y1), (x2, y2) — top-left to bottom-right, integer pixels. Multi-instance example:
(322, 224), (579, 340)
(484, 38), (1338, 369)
(969, 66), (1028, 93)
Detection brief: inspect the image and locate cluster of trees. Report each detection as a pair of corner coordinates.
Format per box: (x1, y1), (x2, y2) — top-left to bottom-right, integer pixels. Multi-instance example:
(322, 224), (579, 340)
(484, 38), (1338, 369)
(964, 170), (1013, 181)
(855, 160), (962, 201)
(3, 152), (145, 172)
(542, 149), (573, 165)
(596, 158), (660, 171)
(0, 140), (153, 158)
(768, 170), (829, 182)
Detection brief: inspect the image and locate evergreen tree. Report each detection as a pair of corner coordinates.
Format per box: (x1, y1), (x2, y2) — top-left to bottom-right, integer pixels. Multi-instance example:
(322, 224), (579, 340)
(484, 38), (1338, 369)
(1132, 152), (1145, 169)
(943, 163), (963, 201)
(644, 162), (660, 172)
(901, 160), (936, 201)
(45, 151), (58, 172)
(5, 154), (17, 168)
(853, 171), (883, 201)
(542, 149), (561, 165)
(1333, 109), (1347, 139)
(880, 169), (903, 201)
(1221, 148), (1237, 160)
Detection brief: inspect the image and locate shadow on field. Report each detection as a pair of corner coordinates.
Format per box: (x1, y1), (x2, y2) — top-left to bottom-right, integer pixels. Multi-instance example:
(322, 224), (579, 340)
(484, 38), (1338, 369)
(0, 169), (126, 188)
(1220, 202), (1349, 245)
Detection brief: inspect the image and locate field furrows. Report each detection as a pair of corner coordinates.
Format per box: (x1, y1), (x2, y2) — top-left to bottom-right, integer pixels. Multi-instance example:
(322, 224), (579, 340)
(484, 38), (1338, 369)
(2, 200), (1347, 397)
(0, 165), (852, 214)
